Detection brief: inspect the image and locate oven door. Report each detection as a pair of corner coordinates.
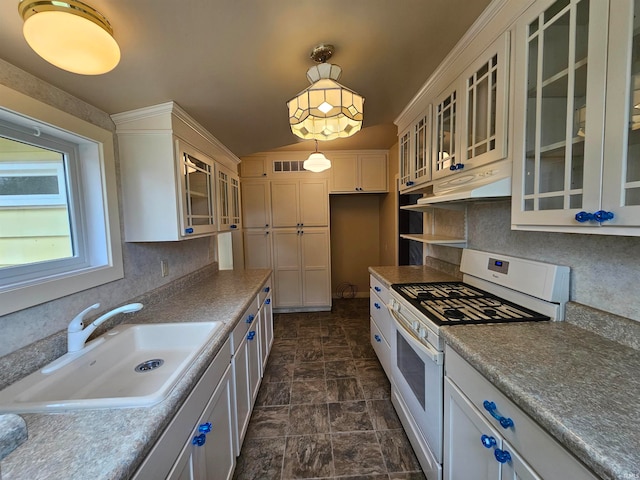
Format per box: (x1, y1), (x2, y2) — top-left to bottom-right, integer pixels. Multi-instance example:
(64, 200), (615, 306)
(389, 305), (444, 467)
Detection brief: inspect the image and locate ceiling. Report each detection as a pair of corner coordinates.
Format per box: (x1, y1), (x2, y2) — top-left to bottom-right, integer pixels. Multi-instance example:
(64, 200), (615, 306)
(0, 0), (491, 158)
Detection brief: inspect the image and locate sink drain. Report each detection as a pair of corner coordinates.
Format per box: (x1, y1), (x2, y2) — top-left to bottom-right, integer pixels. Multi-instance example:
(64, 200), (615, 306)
(135, 359), (164, 372)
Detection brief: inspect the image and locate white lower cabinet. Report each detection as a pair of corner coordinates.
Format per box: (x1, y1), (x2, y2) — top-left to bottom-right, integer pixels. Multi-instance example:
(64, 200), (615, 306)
(132, 338), (235, 480)
(167, 364), (235, 480)
(258, 281), (274, 371)
(444, 346), (597, 480)
(231, 297), (262, 455)
(369, 275), (393, 378)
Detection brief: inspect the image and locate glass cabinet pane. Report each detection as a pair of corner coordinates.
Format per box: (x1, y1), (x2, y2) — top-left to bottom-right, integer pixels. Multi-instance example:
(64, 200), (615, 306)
(523, 0), (589, 211)
(435, 90), (456, 173)
(414, 114), (430, 179)
(400, 131), (411, 186)
(466, 54), (500, 160)
(182, 153), (214, 228)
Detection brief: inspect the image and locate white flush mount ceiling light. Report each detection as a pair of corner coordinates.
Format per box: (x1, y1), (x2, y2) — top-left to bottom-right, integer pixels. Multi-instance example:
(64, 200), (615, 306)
(287, 44), (364, 141)
(18, 0), (121, 75)
(304, 140), (331, 172)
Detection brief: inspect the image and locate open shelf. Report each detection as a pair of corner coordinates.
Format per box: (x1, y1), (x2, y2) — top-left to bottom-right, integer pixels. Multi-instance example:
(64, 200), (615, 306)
(400, 233), (467, 248)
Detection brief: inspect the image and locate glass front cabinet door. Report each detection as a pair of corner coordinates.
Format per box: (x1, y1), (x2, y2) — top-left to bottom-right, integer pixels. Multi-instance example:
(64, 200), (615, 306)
(433, 84), (459, 179)
(460, 31), (510, 172)
(511, 0), (611, 229)
(178, 141), (217, 237)
(399, 107), (432, 192)
(602, 0), (640, 227)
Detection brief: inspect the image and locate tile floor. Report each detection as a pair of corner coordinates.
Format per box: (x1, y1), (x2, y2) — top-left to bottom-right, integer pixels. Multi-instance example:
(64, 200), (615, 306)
(233, 298), (426, 480)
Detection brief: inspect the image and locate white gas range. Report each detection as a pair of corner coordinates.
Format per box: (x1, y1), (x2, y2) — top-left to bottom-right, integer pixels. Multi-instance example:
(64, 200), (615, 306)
(386, 249), (569, 480)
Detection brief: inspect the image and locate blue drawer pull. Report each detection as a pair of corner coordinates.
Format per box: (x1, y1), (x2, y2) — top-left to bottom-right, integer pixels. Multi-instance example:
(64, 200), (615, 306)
(265, 298), (271, 305)
(246, 314), (254, 324)
(494, 448), (512, 464)
(483, 400), (514, 429)
(374, 334), (382, 343)
(192, 433), (206, 446)
(374, 286), (381, 292)
(264, 286), (270, 293)
(481, 434), (496, 448)
(184, 227), (194, 234)
(374, 302), (381, 309)
(247, 331), (256, 340)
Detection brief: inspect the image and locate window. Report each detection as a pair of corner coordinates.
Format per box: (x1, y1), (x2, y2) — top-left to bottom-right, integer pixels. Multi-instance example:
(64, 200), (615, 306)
(0, 84), (123, 316)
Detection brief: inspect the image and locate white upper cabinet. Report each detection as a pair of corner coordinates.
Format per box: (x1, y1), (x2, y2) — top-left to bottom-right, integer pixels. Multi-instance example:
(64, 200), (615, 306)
(112, 102), (240, 242)
(329, 152), (388, 193)
(511, 0), (640, 234)
(216, 164), (241, 231)
(399, 108), (432, 192)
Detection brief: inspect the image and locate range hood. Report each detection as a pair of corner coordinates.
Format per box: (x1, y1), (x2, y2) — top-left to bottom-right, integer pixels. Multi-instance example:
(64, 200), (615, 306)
(417, 159), (511, 206)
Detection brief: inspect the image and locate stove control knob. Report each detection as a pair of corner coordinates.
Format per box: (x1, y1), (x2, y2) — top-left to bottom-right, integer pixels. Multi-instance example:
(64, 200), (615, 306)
(412, 320), (420, 331)
(419, 327), (427, 339)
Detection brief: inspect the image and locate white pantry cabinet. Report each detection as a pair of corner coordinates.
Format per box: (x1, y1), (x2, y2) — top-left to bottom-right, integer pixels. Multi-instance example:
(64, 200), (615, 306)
(133, 338), (235, 480)
(272, 228), (331, 309)
(512, 0), (640, 234)
(270, 179), (329, 228)
(329, 152), (388, 193)
(112, 101), (240, 242)
(443, 346), (597, 480)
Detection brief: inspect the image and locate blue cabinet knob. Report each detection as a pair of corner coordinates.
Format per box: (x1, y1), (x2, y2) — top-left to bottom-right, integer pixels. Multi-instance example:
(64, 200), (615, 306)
(481, 434), (497, 448)
(374, 286), (381, 292)
(374, 334), (382, 342)
(494, 448), (512, 464)
(406, 181), (415, 186)
(594, 210), (614, 223)
(198, 422), (212, 434)
(230, 224), (237, 229)
(374, 302), (381, 309)
(192, 433), (206, 446)
(264, 286), (270, 293)
(185, 227), (194, 234)
(247, 331), (256, 340)
(246, 314), (255, 324)
(265, 298), (271, 305)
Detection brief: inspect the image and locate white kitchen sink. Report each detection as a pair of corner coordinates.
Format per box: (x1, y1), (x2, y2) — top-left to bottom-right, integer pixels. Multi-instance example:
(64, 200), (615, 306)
(0, 322), (223, 413)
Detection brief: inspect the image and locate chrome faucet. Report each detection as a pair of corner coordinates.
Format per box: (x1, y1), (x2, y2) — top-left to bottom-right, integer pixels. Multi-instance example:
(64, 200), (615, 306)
(67, 303), (144, 352)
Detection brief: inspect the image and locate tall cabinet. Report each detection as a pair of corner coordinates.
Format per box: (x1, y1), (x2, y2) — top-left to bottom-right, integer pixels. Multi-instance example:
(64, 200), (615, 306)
(241, 162), (331, 311)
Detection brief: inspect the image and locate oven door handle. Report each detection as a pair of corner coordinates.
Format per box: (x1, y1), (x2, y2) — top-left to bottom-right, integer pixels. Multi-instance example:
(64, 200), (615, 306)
(387, 303), (443, 365)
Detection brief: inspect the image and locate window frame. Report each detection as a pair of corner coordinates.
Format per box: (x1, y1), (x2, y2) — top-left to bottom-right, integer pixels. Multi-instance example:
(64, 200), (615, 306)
(0, 84), (123, 316)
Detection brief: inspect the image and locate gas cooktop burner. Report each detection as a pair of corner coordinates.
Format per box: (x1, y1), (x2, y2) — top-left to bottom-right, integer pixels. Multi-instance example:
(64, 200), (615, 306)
(391, 282), (549, 326)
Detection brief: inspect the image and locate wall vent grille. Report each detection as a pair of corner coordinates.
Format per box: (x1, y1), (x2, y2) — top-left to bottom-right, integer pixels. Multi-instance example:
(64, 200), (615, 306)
(273, 160), (306, 173)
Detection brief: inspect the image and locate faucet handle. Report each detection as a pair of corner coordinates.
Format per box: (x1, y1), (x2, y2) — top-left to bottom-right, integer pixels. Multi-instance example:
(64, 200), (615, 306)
(68, 303), (101, 333)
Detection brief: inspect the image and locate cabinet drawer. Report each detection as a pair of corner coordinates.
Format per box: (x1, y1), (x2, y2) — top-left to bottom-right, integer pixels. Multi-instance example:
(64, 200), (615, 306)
(370, 317), (391, 378)
(231, 302), (259, 354)
(445, 346), (597, 480)
(369, 275), (389, 304)
(370, 291), (392, 344)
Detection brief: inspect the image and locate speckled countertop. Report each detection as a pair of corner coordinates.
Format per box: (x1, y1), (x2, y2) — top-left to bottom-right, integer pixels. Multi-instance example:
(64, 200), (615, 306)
(0, 268), (271, 480)
(441, 322), (640, 480)
(369, 265), (640, 480)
